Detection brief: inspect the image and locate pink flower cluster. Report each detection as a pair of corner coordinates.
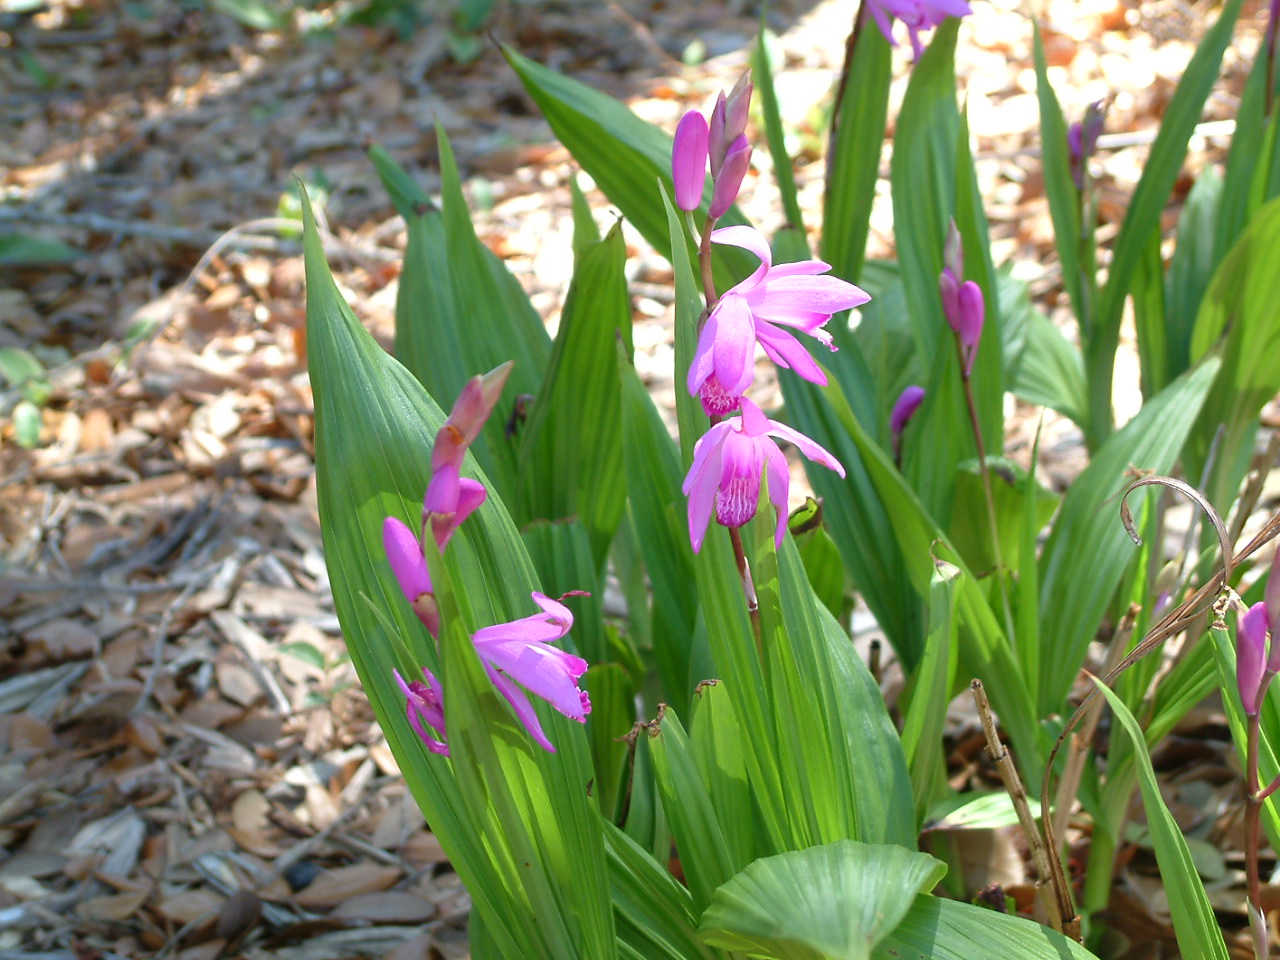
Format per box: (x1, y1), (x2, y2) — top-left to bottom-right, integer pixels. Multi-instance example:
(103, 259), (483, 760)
(383, 363), (590, 755)
(671, 77), (870, 553)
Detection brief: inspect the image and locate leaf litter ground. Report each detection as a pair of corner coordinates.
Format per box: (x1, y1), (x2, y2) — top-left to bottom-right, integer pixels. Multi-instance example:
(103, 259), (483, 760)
(1, 0), (1277, 957)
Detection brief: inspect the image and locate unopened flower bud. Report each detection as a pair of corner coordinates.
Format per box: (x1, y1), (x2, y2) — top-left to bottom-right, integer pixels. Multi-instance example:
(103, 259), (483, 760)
(672, 110), (709, 211)
(1240, 601), (1270, 716)
(709, 134), (750, 219)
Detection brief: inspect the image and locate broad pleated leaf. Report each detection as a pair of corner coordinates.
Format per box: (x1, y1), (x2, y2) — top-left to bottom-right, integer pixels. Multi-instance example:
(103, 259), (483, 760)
(901, 565), (959, 820)
(1001, 269), (1086, 424)
(698, 840), (946, 960)
(369, 138), (550, 503)
(648, 706), (742, 912)
(518, 220), (632, 566)
(871, 894), (1102, 959)
(605, 825), (719, 960)
(1036, 357), (1219, 715)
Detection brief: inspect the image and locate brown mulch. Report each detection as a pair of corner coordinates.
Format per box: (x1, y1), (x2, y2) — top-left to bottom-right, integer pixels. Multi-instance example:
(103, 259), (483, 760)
(0, 0), (1275, 957)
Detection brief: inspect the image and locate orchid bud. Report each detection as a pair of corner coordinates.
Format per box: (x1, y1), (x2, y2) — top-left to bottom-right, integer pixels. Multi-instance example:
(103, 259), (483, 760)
(890, 385), (926, 439)
(672, 110), (709, 211)
(1069, 101), (1105, 190)
(956, 280), (985, 373)
(1265, 550), (1280, 674)
(708, 92), (728, 177)
(939, 268), (959, 325)
(723, 71), (753, 144)
(431, 360), (514, 474)
(1240, 602), (1270, 716)
(383, 517), (439, 637)
(890, 385), (925, 460)
(709, 134), (750, 219)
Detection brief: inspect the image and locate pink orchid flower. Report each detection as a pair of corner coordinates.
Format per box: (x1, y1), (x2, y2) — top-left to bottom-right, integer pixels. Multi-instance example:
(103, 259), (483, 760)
(395, 666), (449, 756)
(473, 592), (592, 753)
(687, 226), (870, 416)
(890, 385), (926, 459)
(866, 0), (972, 58)
(682, 397), (845, 553)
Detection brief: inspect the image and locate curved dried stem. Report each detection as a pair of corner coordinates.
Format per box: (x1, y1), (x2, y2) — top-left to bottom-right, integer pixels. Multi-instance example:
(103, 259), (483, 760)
(1039, 476), (1280, 939)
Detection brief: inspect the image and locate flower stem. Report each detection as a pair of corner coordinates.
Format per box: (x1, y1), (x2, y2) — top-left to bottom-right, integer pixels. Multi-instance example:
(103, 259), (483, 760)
(698, 213), (719, 310)
(958, 345), (1016, 650)
(1247, 711), (1269, 960)
(728, 525), (763, 657)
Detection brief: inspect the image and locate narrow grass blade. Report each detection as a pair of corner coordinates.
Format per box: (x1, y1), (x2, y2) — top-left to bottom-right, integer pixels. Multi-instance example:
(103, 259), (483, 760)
(1092, 678), (1231, 960)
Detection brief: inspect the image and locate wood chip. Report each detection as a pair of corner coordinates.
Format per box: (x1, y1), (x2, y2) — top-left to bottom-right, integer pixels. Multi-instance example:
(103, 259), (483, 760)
(294, 863), (403, 910)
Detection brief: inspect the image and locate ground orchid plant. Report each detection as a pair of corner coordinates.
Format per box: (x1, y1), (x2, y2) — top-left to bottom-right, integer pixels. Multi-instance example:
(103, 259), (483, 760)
(303, 0), (1280, 956)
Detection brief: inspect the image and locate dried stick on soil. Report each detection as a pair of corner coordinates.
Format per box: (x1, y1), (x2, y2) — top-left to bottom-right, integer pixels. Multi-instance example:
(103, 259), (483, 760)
(971, 679), (1064, 934)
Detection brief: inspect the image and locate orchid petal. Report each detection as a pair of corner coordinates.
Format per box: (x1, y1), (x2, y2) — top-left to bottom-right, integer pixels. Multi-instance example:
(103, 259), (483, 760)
(716, 431), (763, 529)
(383, 517), (431, 603)
(486, 665), (557, 752)
(766, 418), (846, 477)
(710, 225), (773, 289)
(763, 441), (791, 548)
(672, 110), (709, 211)
(687, 308), (719, 395)
(755, 324), (828, 385)
(709, 294), (757, 396)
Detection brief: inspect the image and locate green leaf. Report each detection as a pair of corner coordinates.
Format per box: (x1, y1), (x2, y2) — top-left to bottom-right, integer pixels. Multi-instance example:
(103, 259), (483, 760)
(581, 663), (635, 833)
(521, 519), (607, 663)
(209, 0), (286, 31)
(1130, 229), (1167, 398)
(1084, 0), (1243, 447)
(518, 221), (631, 565)
(689, 680), (756, 874)
(753, 26), (804, 233)
(871, 894), (1102, 959)
(1031, 23), (1084, 326)
(948, 457), (1057, 577)
(648, 706), (741, 912)
(280, 641), (326, 671)
(923, 792), (1023, 831)
(788, 498), (847, 620)
(889, 17), (959, 365)
(821, 20), (891, 281)
(1000, 269), (1086, 424)
(1037, 356), (1221, 715)
(901, 565), (960, 820)
(0, 233), (83, 265)
(11, 400), (41, 449)
(302, 187), (614, 960)
(605, 825), (717, 960)
(1093, 679), (1231, 960)
(368, 139), (551, 505)
(1216, 40), (1280, 261)
(502, 45), (755, 289)
(1187, 196), (1280, 515)
(1165, 165), (1222, 380)
(619, 357), (701, 706)
(699, 840), (946, 960)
